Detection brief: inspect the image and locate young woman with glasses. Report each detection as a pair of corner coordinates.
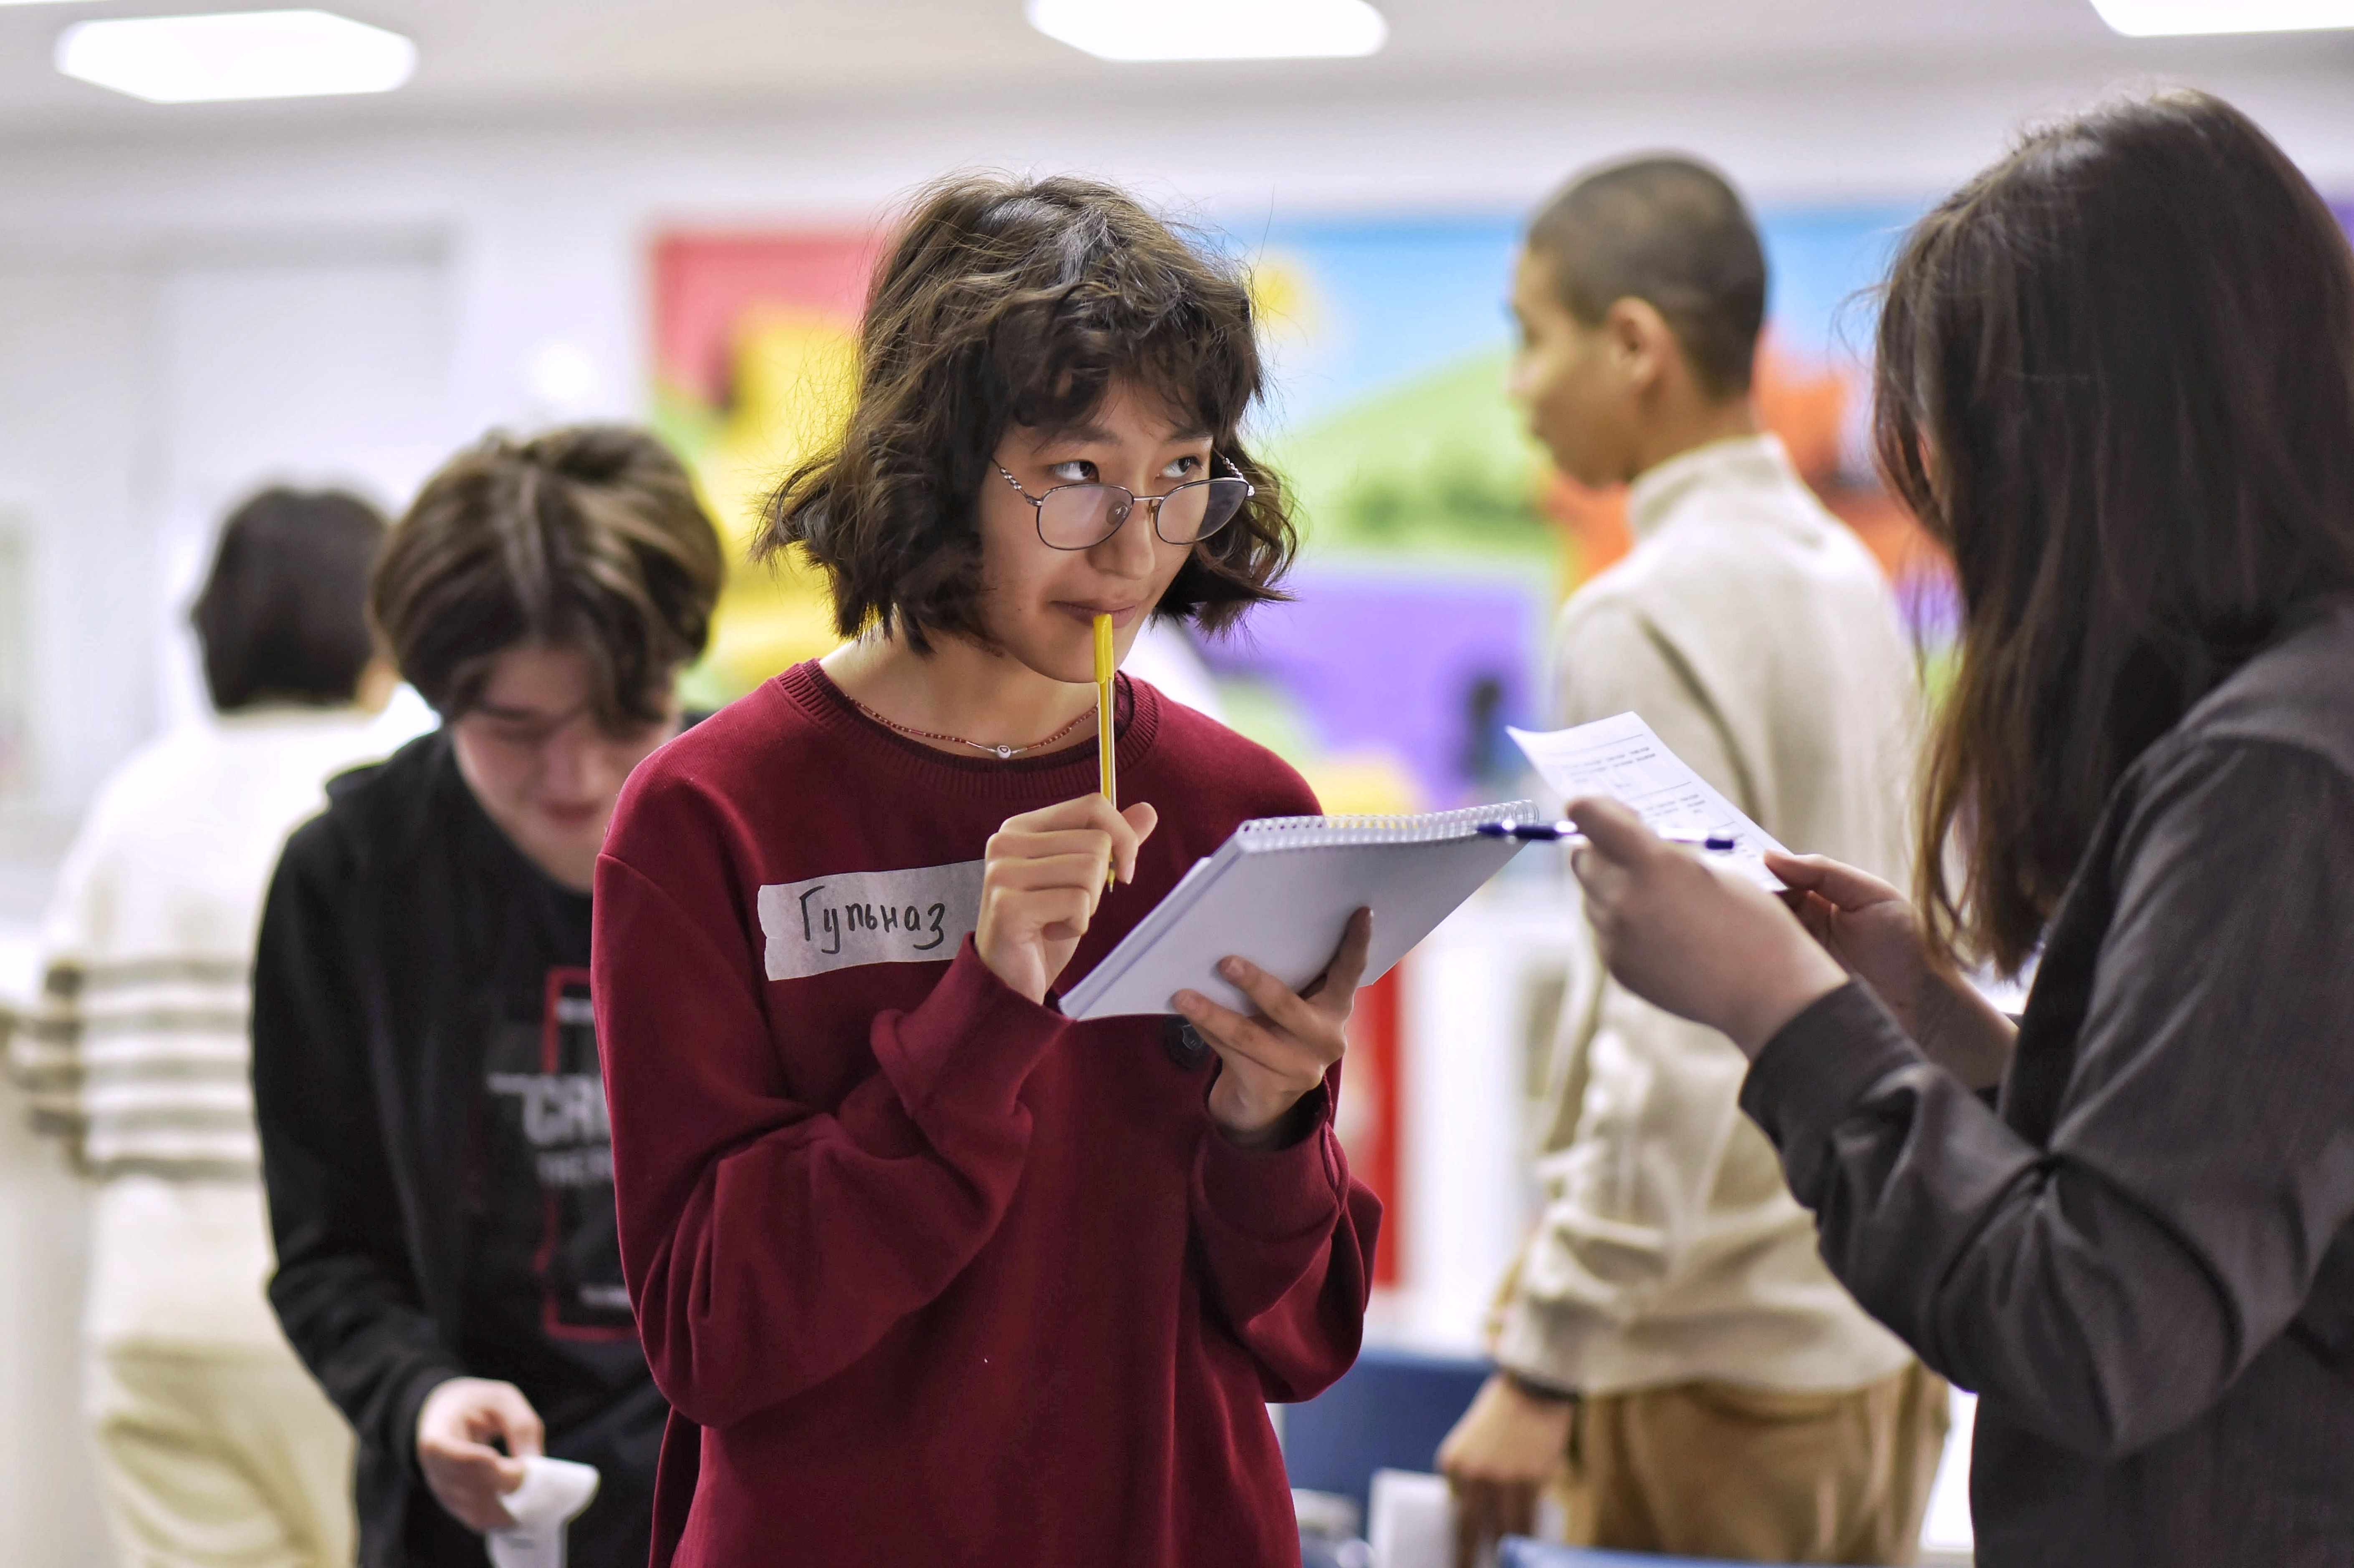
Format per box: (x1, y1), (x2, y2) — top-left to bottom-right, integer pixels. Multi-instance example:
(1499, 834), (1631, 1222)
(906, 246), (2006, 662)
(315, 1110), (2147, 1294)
(591, 174), (1380, 1567)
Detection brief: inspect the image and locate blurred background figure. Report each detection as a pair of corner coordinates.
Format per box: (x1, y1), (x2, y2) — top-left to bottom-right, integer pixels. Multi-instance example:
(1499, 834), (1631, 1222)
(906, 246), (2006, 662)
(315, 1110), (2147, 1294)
(251, 426), (721, 1568)
(1440, 156), (1937, 1565)
(4, 487), (399, 1568)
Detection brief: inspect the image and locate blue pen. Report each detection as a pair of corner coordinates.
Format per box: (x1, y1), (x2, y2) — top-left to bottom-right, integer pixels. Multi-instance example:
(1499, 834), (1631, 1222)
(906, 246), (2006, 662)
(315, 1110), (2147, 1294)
(1477, 819), (1738, 852)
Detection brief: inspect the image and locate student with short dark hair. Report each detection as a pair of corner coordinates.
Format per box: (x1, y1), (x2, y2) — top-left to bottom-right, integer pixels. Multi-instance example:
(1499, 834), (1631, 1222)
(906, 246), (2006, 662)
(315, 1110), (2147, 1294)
(592, 173), (1381, 1568)
(9, 487), (397, 1568)
(1439, 155), (1941, 1566)
(1564, 91), (2354, 1568)
(252, 426), (725, 1568)
(191, 487), (387, 713)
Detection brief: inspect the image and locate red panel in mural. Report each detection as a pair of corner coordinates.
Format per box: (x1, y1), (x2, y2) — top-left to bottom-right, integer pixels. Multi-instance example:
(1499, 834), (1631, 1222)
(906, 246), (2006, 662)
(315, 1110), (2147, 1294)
(650, 232), (877, 404)
(1336, 966), (1404, 1288)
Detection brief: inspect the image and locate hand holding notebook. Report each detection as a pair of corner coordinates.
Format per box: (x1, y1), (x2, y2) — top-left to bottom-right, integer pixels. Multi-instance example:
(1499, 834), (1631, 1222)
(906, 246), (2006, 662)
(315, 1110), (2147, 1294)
(1061, 800), (1536, 1020)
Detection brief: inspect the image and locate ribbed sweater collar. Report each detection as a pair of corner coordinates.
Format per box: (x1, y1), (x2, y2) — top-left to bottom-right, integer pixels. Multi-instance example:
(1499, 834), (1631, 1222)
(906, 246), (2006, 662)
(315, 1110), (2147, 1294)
(1626, 433), (1803, 543)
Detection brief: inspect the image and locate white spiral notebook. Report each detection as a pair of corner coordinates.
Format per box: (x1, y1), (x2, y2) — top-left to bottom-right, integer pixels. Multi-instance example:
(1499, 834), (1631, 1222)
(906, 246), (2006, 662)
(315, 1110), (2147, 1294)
(1060, 800), (1536, 1021)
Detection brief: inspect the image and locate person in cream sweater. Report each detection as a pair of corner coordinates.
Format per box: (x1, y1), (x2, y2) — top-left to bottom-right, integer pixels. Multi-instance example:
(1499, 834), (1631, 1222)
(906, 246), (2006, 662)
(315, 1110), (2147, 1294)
(1439, 155), (1942, 1567)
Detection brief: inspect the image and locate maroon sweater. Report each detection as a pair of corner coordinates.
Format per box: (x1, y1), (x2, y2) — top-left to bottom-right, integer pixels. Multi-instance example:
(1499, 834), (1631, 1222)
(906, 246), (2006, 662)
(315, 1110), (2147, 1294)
(593, 661), (1380, 1567)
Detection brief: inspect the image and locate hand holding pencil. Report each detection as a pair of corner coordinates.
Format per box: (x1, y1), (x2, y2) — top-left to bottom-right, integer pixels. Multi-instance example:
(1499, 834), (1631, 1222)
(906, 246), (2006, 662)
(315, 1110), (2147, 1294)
(967, 613), (1148, 1004)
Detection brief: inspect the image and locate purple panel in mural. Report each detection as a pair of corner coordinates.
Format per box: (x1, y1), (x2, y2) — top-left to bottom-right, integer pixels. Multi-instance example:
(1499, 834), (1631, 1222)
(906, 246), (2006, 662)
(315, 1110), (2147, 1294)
(1200, 568), (1541, 809)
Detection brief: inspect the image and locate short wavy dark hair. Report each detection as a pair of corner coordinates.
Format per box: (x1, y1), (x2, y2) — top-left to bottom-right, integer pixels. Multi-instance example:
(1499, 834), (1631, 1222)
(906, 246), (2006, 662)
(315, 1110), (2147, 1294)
(371, 425), (725, 729)
(760, 173), (1298, 652)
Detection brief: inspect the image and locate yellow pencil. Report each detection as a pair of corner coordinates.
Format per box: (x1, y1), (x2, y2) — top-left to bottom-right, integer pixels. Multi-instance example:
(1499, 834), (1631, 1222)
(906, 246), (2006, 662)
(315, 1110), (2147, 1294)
(1095, 612), (1116, 889)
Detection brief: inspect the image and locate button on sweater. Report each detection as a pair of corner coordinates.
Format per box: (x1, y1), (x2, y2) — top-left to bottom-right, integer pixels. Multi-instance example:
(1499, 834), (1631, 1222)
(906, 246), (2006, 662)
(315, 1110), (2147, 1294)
(593, 661), (1380, 1568)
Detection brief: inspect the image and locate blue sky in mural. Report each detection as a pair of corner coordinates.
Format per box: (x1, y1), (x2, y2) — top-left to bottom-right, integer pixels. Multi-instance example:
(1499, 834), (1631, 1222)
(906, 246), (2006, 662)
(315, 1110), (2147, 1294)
(1249, 216), (1521, 432)
(1247, 204), (1926, 433)
(1761, 205), (1927, 365)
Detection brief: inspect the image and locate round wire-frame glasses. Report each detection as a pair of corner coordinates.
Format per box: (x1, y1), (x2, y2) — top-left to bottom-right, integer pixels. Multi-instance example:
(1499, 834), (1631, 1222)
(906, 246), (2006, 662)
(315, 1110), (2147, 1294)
(995, 456), (1255, 551)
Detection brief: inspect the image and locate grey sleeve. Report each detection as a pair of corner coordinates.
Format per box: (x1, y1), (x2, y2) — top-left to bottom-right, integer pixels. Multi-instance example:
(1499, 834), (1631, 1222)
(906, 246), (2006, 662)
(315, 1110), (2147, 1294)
(1740, 740), (2354, 1461)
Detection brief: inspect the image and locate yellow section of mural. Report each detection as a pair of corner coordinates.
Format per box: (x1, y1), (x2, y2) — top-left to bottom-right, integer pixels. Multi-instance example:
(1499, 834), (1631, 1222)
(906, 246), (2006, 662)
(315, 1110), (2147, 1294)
(1296, 751), (1424, 816)
(681, 309), (861, 706)
(1247, 251), (1320, 346)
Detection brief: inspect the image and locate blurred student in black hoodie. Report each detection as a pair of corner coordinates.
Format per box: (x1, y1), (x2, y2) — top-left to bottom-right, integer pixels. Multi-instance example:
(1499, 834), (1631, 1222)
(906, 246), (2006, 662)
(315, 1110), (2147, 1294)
(251, 426), (724, 1568)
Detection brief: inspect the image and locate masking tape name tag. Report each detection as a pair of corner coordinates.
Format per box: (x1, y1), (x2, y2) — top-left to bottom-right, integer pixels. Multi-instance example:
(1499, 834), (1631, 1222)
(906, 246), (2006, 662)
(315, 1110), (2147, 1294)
(757, 860), (986, 981)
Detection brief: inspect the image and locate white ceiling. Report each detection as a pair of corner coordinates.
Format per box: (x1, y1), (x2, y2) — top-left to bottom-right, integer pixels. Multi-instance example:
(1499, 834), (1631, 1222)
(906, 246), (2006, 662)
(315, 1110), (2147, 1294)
(0, 0), (2345, 139)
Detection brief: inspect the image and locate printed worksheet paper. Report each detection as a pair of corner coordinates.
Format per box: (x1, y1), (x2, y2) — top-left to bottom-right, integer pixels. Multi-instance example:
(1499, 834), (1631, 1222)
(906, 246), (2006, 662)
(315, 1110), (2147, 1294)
(1507, 712), (1788, 890)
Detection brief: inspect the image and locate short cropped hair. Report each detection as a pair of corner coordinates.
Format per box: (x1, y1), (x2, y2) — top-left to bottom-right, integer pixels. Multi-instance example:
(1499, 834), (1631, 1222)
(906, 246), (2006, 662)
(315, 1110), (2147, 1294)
(1527, 155), (1767, 400)
(371, 425), (725, 729)
(192, 487), (386, 713)
(761, 172), (1298, 652)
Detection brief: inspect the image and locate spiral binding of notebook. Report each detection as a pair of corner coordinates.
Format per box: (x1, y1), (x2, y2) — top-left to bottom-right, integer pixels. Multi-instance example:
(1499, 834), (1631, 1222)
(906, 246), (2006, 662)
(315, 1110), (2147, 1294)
(1234, 801), (1538, 851)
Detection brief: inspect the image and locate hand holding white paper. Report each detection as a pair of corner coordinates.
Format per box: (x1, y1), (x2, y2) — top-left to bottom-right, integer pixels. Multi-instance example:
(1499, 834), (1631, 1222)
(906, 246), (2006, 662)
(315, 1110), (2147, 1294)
(487, 1456), (600, 1568)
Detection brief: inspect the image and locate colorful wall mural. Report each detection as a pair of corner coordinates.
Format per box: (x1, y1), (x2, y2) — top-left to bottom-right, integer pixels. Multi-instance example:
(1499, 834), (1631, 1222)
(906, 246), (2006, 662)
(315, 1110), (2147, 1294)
(649, 204), (1957, 819)
(648, 202), (2354, 1283)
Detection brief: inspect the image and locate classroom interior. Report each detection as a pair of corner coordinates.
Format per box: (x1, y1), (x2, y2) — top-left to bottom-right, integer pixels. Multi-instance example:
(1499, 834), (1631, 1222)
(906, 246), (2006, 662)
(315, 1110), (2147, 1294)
(0, 2), (2350, 1564)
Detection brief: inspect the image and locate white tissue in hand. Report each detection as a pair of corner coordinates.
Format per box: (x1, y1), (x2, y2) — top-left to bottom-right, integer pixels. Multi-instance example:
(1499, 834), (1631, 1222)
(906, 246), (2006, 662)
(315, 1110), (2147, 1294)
(487, 1457), (600, 1568)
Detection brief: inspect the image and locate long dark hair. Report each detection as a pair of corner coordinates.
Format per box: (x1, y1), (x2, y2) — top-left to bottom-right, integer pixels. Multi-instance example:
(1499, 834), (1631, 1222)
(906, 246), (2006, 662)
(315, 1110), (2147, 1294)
(761, 173), (1297, 653)
(1877, 90), (2354, 973)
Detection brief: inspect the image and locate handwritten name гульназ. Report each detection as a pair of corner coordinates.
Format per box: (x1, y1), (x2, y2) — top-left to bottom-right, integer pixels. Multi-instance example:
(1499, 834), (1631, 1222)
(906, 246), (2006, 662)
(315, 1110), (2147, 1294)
(801, 886), (948, 954)
(756, 860), (988, 982)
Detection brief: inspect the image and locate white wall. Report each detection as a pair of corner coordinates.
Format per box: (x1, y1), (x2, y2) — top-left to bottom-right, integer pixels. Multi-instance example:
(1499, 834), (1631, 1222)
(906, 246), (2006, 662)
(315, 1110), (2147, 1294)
(0, 263), (155, 812)
(152, 251), (464, 729)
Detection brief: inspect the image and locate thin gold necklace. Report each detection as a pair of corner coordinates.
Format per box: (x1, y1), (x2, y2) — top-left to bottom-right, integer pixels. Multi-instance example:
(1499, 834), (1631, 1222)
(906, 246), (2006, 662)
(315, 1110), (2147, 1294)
(850, 693), (1095, 761)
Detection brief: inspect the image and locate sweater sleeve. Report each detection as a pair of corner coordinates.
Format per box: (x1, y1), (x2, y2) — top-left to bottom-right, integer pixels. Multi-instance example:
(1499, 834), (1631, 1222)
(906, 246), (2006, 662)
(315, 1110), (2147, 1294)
(1188, 1073), (1381, 1401)
(1495, 596), (1760, 1388)
(252, 822), (467, 1481)
(594, 849), (1068, 1430)
(7, 804), (106, 1163)
(1740, 740), (2354, 1459)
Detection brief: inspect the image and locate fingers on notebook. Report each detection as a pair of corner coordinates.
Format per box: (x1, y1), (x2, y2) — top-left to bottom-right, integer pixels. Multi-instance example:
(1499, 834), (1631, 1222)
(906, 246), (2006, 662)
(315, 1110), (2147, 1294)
(1174, 983), (1330, 1100)
(1328, 906), (1374, 994)
(1175, 911), (1370, 1064)
(1218, 955), (1331, 1040)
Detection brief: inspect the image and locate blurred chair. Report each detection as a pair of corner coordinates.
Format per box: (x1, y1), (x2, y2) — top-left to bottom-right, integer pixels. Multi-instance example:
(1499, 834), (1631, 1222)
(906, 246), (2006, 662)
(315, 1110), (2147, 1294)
(1368, 1467), (1452, 1568)
(1283, 1346), (1490, 1525)
(1499, 1539), (1763, 1567)
(1300, 1532), (1374, 1568)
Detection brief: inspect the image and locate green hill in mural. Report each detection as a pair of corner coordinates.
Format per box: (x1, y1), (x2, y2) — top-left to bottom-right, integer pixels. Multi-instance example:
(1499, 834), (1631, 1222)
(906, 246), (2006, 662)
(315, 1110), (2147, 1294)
(1269, 347), (1559, 572)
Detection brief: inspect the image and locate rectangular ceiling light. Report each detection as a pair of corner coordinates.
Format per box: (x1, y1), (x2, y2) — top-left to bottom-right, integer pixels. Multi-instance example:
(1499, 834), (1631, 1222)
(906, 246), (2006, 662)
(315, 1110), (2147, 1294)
(56, 9), (416, 103)
(1028, 0), (1387, 61)
(2091, 0), (2354, 33)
